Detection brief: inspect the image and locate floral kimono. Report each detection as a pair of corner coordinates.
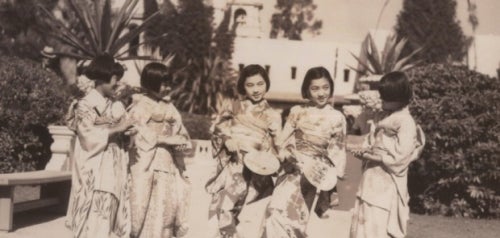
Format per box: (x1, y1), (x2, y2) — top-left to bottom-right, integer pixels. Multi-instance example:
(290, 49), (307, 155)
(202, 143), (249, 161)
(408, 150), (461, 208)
(66, 89), (131, 238)
(263, 104), (347, 238)
(350, 107), (425, 238)
(206, 99), (281, 236)
(127, 94), (191, 238)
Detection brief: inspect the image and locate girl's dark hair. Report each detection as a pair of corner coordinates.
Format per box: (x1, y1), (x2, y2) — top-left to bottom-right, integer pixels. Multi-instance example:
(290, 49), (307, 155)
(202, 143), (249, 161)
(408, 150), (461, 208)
(113, 62), (125, 80)
(301, 66), (334, 99)
(378, 71), (413, 105)
(140, 62), (169, 93)
(237, 64), (270, 95)
(84, 54), (122, 83)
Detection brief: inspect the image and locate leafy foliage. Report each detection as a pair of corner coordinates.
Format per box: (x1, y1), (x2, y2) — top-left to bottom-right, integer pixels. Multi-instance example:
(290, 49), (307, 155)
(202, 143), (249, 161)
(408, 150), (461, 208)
(395, 0), (469, 63)
(144, 0), (213, 67)
(180, 112), (212, 140)
(408, 64), (500, 218)
(0, 56), (71, 173)
(270, 0), (322, 40)
(170, 54), (237, 114)
(351, 32), (421, 76)
(144, 0), (237, 115)
(39, 0), (161, 60)
(0, 0), (58, 60)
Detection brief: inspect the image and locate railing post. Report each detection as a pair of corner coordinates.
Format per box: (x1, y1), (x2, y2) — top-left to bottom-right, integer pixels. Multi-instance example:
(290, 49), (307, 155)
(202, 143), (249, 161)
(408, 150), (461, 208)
(0, 186), (14, 232)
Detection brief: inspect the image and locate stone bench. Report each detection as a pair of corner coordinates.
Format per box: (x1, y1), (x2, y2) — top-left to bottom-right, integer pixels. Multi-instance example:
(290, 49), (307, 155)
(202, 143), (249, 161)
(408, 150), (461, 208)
(0, 170), (71, 232)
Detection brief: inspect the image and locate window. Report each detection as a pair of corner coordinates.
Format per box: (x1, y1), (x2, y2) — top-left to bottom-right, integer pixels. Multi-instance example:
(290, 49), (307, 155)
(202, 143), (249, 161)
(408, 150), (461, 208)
(291, 67), (297, 80)
(344, 69), (350, 82)
(265, 65), (270, 74)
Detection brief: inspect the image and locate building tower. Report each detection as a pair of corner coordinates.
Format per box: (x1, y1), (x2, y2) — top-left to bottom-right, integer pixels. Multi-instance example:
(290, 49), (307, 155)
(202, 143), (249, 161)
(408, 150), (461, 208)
(226, 0), (263, 38)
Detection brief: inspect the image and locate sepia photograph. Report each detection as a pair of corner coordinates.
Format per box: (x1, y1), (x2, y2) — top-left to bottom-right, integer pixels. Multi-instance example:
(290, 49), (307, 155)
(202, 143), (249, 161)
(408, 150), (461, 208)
(0, 0), (499, 237)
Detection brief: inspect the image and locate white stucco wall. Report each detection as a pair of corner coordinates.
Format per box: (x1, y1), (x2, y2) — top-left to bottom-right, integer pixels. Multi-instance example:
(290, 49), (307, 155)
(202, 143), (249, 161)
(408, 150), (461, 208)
(232, 37), (360, 102)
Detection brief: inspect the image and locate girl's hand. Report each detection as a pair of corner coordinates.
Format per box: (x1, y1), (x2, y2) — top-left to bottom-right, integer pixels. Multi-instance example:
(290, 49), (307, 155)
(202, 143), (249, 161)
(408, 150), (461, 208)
(362, 152), (382, 162)
(278, 149), (293, 162)
(109, 119), (134, 135)
(175, 142), (192, 151)
(159, 135), (188, 145)
(349, 149), (366, 159)
(95, 116), (115, 125)
(124, 127), (138, 136)
(224, 139), (238, 153)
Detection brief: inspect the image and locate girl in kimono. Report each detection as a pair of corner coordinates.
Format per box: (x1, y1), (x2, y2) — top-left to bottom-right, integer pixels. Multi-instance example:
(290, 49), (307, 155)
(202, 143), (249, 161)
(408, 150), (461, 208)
(67, 54), (132, 238)
(206, 64), (282, 237)
(128, 62), (192, 238)
(263, 67), (347, 238)
(349, 71), (425, 238)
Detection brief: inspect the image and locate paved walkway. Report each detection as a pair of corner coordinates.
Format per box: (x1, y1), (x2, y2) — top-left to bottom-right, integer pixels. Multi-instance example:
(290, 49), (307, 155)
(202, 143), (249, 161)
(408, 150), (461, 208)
(2, 136), (364, 238)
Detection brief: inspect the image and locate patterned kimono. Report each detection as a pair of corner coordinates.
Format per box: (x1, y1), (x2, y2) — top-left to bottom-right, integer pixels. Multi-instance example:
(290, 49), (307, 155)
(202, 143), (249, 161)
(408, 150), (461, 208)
(263, 104), (347, 238)
(67, 89), (131, 238)
(350, 107), (425, 238)
(128, 94), (191, 238)
(206, 99), (281, 237)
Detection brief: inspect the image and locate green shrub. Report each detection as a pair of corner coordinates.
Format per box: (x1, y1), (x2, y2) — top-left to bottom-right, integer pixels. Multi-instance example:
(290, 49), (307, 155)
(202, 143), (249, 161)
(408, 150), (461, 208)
(180, 112), (212, 140)
(408, 64), (500, 218)
(0, 56), (70, 173)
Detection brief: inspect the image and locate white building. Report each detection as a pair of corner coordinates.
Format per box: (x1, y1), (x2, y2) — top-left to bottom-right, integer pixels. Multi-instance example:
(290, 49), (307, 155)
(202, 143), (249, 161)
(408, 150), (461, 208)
(226, 0), (360, 104)
(468, 34), (500, 78)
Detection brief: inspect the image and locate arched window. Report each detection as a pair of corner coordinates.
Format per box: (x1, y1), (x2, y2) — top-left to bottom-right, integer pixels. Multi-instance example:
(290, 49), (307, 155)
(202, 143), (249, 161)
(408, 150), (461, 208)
(234, 8), (247, 25)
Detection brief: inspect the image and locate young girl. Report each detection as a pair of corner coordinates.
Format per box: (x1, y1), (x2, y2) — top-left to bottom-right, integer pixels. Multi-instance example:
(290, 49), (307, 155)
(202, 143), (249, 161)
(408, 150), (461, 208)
(128, 63), (191, 238)
(67, 54), (132, 238)
(263, 67), (347, 237)
(206, 64), (282, 237)
(350, 71), (425, 238)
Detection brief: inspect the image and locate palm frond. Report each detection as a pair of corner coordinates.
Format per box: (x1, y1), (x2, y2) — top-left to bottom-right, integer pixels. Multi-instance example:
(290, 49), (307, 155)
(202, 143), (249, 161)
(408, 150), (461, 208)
(106, 0), (137, 52)
(109, 12), (161, 55)
(393, 47), (422, 71)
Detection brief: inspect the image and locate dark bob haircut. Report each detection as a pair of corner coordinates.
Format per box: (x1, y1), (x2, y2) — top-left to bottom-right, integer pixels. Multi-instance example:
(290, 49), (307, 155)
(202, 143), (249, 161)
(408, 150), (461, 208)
(140, 62), (169, 93)
(113, 62), (125, 80)
(84, 54), (123, 83)
(237, 64), (270, 95)
(378, 71), (413, 105)
(301, 66), (334, 99)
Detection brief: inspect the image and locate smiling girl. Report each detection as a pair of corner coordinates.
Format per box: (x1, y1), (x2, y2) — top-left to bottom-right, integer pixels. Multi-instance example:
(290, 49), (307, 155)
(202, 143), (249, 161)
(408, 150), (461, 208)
(206, 65), (282, 237)
(262, 67), (347, 237)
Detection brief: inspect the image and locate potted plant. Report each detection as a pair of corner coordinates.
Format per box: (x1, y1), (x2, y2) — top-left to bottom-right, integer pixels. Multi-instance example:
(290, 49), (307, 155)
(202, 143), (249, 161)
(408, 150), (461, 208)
(37, 0), (167, 170)
(39, 0), (162, 61)
(350, 32), (422, 90)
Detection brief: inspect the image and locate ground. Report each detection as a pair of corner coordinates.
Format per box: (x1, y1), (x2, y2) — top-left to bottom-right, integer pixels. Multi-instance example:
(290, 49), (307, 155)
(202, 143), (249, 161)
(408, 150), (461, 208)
(2, 136), (499, 238)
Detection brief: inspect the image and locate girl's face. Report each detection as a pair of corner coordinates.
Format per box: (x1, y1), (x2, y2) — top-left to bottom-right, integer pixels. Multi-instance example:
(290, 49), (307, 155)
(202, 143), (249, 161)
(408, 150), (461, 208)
(101, 76), (118, 98)
(244, 74), (267, 102)
(308, 77), (331, 107)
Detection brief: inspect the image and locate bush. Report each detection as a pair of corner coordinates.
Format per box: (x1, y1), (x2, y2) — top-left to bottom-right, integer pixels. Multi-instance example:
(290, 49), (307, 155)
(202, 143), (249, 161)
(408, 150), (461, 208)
(0, 56), (71, 173)
(181, 112), (212, 140)
(408, 64), (500, 218)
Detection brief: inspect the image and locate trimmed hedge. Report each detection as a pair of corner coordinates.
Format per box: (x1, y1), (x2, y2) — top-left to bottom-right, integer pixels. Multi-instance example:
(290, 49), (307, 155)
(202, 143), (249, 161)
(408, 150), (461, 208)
(180, 112), (212, 140)
(0, 56), (70, 173)
(408, 64), (500, 218)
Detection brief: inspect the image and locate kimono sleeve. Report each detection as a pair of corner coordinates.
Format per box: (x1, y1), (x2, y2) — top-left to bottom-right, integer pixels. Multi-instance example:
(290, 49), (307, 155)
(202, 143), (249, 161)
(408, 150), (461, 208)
(327, 113), (347, 178)
(210, 102), (235, 158)
(75, 99), (109, 156)
(379, 116), (421, 176)
(128, 101), (157, 151)
(171, 105), (190, 140)
(275, 105), (300, 153)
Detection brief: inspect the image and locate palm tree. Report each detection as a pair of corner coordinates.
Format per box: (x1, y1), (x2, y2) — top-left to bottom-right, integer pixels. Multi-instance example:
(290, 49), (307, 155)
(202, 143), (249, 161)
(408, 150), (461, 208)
(39, 0), (162, 61)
